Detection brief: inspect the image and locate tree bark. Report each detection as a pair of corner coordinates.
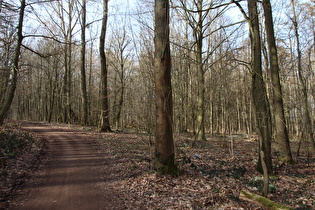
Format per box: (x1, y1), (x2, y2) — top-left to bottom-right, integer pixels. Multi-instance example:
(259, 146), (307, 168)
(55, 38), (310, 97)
(63, 41), (69, 123)
(154, 0), (177, 175)
(113, 31), (129, 129)
(99, 0), (111, 132)
(195, 0), (206, 141)
(80, 0), (88, 125)
(0, 0), (25, 125)
(116, 51), (124, 129)
(247, 0), (273, 175)
(61, 1), (75, 124)
(262, 0), (293, 163)
(290, 0), (315, 153)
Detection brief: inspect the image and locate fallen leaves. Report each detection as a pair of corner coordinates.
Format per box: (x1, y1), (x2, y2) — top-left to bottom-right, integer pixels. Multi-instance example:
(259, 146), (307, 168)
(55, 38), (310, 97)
(1, 122), (314, 209)
(99, 132), (314, 209)
(0, 123), (47, 209)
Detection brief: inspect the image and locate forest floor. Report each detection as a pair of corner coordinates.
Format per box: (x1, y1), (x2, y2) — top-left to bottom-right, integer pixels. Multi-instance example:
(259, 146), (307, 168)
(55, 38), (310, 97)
(0, 121), (314, 209)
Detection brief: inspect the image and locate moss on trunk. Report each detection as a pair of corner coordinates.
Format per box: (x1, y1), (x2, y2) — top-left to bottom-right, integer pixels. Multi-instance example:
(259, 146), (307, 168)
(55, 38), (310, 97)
(154, 153), (179, 176)
(240, 190), (293, 210)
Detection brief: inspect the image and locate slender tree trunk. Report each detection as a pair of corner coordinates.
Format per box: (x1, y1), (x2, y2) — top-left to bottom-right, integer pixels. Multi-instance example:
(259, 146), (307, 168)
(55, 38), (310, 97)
(247, 0), (273, 175)
(262, 0), (293, 163)
(195, 0), (206, 141)
(67, 2), (73, 123)
(114, 41), (127, 129)
(61, 1), (74, 124)
(0, 0), (25, 125)
(63, 43), (69, 123)
(116, 56), (124, 129)
(80, 0), (88, 125)
(99, 0), (111, 132)
(154, 0), (177, 175)
(88, 37), (93, 124)
(290, 0), (315, 153)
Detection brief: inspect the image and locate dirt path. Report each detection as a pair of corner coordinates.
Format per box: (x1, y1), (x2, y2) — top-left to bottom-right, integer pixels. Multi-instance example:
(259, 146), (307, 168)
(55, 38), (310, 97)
(9, 122), (124, 210)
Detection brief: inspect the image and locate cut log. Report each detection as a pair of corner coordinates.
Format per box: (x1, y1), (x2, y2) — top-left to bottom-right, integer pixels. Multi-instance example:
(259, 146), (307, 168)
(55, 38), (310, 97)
(239, 190), (293, 210)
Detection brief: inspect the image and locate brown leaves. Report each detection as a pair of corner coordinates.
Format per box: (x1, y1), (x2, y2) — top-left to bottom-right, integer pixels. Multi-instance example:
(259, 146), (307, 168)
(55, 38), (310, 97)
(0, 123), (47, 209)
(123, 173), (245, 209)
(2, 122), (314, 209)
(103, 134), (314, 209)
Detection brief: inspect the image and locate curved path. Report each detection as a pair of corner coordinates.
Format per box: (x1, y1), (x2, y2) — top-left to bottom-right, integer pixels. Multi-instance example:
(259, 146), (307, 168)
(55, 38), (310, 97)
(10, 122), (123, 210)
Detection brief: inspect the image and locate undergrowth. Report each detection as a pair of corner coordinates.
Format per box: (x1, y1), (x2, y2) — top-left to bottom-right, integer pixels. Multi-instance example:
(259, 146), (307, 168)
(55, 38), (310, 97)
(0, 128), (34, 161)
(0, 123), (46, 209)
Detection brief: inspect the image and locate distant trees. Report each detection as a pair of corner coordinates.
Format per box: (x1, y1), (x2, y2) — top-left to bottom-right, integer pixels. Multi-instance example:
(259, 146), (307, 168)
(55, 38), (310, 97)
(0, 1), (15, 110)
(1, 0), (314, 171)
(0, 0), (25, 125)
(59, 0), (77, 124)
(107, 26), (131, 130)
(170, 0), (233, 140)
(290, 0), (315, 153)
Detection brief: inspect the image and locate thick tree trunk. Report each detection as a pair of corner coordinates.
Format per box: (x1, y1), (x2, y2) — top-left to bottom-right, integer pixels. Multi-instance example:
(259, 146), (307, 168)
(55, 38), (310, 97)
(81, 0), (88, 125)
(247, 0), (273, 175)
(262, 0), (293, 163)
(154, 0), (177, 175)
(99, 0), (111, 132)
(0, 0), (25, 125)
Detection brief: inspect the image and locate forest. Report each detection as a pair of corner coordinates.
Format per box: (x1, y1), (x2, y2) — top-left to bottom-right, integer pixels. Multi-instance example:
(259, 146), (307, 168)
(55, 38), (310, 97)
(0, 0), (315, 209)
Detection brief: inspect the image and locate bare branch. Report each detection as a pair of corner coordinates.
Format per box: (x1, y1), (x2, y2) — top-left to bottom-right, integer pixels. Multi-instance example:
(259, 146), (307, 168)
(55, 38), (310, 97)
(232, 0), (249, 20)
(171, 0), (244, 13)
(26, 0), (60, 6)
(23, 34), (80, 46)
(21, 44), (58, 58)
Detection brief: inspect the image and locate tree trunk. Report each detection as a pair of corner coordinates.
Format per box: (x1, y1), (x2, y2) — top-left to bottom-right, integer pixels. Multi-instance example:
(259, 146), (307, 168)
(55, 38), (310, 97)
(154, 0), (177, 175)
(290, 0), (315, 153)
(262, 0), (293, 163)
(114, 35), (128, 129)
(116, 58), (124, 129)
(99, 0), (111, 132)
(63, 43), (69, 123)
(80, 0), (88, 125)
(61, 1), (74, 124)
(240, 190), (293, 209)
(0, 0), (25, 125)
(247, 0), (273, 175)
(195, 0), (206, 141)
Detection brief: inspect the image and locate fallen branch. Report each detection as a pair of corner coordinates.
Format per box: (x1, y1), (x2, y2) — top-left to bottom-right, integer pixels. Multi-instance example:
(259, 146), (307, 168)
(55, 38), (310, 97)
(239, 190), (293, 210)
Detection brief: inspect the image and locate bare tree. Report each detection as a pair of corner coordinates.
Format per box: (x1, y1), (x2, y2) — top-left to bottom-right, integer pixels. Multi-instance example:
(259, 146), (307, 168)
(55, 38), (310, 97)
(262, 0), (293, 163)
(235, 0), (273, 196)
(0, 0), (25, 125)
(80, 0), (88, 125)
(171, 0), (206, 140)
(0, 1), (15, 107)
(290, 0), (315, 153)
(99, 0), (111, 132)
(154, 0), (177, 175)
(108, 27), (130, 129)
(171, 0), (239, 140)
